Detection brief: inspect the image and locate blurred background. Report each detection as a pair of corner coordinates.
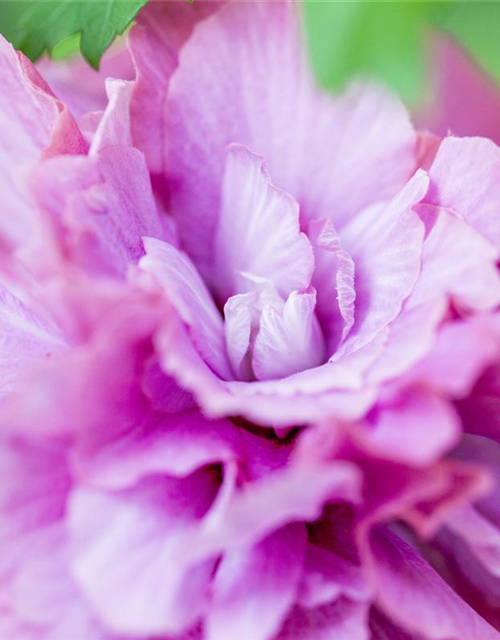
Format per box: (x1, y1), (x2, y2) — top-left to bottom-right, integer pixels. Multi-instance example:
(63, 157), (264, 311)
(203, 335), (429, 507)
(1, 1), (500, 143)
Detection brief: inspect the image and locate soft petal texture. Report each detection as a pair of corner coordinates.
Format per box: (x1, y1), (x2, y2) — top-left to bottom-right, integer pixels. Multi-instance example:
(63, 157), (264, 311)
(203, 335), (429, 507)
(69, 470), (220, 636)
(252, 289), (325, 381)
(276, 599), (369, 640)
(0, 36), (84, 247)
(334, 171), (427, 359)
(309, 219), (356, 352)
(140, 237), (232, 379)
(426, 136), (500, 250)
(409, 204), (500, 312)
(215, 145), (313, 300)
(159, 1), (416, 272)
(0, 284), (66, 399)
(28, 147), (165, 277)
(206, 524), (307, 640)
(365, 527), (500, 640)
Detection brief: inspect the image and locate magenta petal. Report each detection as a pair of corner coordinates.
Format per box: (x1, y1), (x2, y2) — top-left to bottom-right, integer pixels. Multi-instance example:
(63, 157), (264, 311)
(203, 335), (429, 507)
(366, 527), (500, 640)
(207, 524), (307, 640)
(277, 599), (370, 640)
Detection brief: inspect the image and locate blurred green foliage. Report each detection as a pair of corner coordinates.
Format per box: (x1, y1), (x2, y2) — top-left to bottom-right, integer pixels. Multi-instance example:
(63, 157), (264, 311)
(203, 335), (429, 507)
(0, 0), (499, 99)
(304, 1), (500, 103)
(0, 1), (146, 69)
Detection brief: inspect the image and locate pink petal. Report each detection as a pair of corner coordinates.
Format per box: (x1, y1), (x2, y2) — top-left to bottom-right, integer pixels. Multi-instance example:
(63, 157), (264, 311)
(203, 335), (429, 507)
(206, 524), (307, 640)
(73, 410), (241, 489)
(129, 0), (218, 173)
(335, 171), (427, 359)
(364, 387), (460, 466)
(409, 204), (500, 311)
(69, 470), (220, 636)
(215, 145), (313, 299)
(0, 37), (84, 248)
(365, 527), (500, 640)
(426, 136), (500, 250)
(252, 289), (325, 381)
(160, 2), (416, 272)
(28, 147), (164, 277)
(140, 237), (231, 379)
(298, 544), (372, 609)
(309, 218), (356, 352)
(276, 599), (369, 640)
(89, 79), (133, 153)
(0, 284), (66, 399)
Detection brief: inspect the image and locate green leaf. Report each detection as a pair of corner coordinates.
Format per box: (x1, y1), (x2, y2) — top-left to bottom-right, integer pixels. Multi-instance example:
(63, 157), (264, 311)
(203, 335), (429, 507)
(0, 0), (148, 69)
(303, 1), (437, 103)
(434, 2), (500, 86)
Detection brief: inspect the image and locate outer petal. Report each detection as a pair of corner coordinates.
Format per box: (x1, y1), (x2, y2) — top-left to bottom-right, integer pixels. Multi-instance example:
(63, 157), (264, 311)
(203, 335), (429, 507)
(215, 145), (313, 300)
(206, 524), (307, 640)
(129, 0), (218, 172)
(161, 2), (416, 272)
(0, 284), (66, 399)
(409, 204), (500, 312)
(365, 527), (500, 640)
(69, 470), (220, 637)
(28, 147), (165, 277)
(0, 37), (85, 247)
(426, 136), (500, 250)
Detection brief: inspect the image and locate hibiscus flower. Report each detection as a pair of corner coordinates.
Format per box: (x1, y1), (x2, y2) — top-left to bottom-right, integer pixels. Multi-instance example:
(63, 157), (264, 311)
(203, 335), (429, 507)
(2, 2), (500, 639)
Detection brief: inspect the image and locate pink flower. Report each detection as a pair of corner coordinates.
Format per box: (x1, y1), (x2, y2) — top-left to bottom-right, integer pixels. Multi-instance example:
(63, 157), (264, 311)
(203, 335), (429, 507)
(2, 2), (500, 639)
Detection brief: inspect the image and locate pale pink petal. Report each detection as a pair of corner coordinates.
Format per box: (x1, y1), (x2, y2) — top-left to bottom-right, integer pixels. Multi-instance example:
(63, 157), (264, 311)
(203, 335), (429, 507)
(223, 292), (255, 381)
(214, 145), (313, 299)
(129, 0), (218, 172)
(73, 410), (241, 488)
(418, 34), (500, 146)
(28, 147), (164, 277)
(402, 314), (500, 398)
(335, 171), (427, 359)
(37, 46), (135, 119)
(409, 204), (500, 311)
(0, 37), (84, 247)
(309, 218), (356, 352)
(366, 298), (447, 385)
(252, 289), (325, 381)
(206, 524), (307, 640)
(140, 237), (231, 379)
(426, 136), (500, 250)
(0, 284), (67, 399)
(161, 2), (416, 271)
(69, 470), (220, 636)
(89, 79), (133, 154)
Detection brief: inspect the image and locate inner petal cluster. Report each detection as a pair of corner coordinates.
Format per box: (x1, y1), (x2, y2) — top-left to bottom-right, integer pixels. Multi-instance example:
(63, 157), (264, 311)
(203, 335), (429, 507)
(141, 144), (347, 382)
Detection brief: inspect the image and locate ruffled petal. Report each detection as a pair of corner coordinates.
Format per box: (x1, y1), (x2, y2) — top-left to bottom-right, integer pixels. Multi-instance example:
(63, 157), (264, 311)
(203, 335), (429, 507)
(206, 524), (307, 640)
(214, 145), (313, 300)
(160, 2), (416, 272)
(140, 237), (232, 379)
